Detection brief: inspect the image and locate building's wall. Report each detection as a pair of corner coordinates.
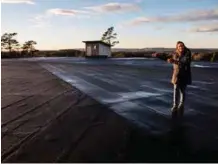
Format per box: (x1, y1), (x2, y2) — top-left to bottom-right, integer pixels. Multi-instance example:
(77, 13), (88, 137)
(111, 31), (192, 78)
(99, 44), (111, 57)
(86, 43), (99, 56)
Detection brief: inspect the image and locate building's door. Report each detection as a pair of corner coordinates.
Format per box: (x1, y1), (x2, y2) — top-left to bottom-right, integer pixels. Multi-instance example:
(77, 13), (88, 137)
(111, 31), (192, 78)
(92, 44), (97, 56)
(87, 45), (92, 56)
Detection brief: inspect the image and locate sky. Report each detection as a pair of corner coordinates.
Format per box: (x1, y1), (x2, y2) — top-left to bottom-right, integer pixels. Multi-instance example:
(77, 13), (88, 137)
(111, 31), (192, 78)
(1, 0), (218, 50)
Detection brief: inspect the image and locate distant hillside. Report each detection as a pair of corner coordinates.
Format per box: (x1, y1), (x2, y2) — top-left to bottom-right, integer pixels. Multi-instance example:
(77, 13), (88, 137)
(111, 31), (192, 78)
(44, 48), (218, 53)
(111, 48), (218, 53)
(2, 47), (218, 62)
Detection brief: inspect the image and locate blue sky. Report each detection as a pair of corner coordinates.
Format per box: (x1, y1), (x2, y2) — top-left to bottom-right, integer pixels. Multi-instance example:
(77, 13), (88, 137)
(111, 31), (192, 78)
(1, 0), (218, 50)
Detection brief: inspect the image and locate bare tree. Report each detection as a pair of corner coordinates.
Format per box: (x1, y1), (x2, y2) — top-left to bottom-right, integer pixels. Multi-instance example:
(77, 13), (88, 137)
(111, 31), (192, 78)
(1, 33), (19, 54)
(101, 26), (119, 47)
(22, 40), (37, 56)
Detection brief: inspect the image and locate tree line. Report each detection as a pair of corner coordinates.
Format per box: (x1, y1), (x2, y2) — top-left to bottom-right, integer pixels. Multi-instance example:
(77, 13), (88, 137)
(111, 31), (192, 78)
(1, 32), (38, 58)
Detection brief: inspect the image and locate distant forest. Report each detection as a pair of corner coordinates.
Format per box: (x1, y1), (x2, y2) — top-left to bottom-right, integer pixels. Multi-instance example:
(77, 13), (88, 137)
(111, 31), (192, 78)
(1, 32), (218, 62)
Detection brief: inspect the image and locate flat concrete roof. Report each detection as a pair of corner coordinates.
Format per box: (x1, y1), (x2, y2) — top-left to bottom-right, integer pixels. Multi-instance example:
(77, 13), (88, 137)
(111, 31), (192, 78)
(82, 40), (111, 47)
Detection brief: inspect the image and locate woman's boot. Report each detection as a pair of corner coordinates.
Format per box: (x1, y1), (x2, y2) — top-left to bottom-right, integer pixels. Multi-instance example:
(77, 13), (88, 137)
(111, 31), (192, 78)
(178, 103), (184, 117)
(171, 105), (178, 118)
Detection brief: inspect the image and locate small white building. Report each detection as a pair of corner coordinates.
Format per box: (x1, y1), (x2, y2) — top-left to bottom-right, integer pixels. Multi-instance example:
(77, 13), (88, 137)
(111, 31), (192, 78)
(82, 40), (111, 58)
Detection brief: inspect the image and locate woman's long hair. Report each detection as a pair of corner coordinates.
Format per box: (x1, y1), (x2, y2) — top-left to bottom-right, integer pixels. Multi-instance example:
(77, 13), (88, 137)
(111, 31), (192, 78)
(176, 41), (187, 55)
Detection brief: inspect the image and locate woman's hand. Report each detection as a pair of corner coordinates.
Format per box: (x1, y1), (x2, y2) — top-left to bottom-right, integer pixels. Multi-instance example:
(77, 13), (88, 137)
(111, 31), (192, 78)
(152, 53), (158, 58)
(167, 58), (174, 63)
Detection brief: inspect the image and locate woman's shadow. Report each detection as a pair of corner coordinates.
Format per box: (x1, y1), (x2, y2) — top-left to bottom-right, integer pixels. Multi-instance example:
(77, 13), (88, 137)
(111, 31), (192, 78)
(168, 117), (190, 162)
(122, 116), (191, 162)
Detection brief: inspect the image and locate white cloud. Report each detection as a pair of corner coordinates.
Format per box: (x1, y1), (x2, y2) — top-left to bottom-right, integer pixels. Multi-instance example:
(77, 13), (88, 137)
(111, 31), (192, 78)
(190, 23), (218, 32)
(29, 8), (91, 28)
(1, 0), (35, 4)
(135, 0), (143, 3)
(126, 17), (150, 25)
(125, 8), (218, 26)
(29, 14), (51, 28)
(84, 2), (140, 13)
(47, 8), (90, 16)
(154, 26), (163, 30)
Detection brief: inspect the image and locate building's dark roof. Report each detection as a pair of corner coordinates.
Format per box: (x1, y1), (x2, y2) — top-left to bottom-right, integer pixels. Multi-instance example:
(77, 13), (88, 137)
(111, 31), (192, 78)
(82, 40), (111, 47)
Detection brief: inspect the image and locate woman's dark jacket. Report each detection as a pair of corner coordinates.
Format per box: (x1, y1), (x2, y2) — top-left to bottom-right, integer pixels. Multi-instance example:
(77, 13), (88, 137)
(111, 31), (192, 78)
(167, 48), (192, 85)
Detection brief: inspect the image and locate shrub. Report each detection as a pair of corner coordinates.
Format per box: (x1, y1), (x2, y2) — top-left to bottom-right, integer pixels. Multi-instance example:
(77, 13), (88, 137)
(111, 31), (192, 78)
(113, 53), (125, 58)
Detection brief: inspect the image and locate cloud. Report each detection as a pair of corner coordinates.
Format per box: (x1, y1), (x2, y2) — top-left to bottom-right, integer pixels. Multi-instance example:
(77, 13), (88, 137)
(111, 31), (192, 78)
(47, 8), (90, 16)
(1, 0), (35, 4)
(84, 2), (140, 13)
(125, 8), (218, 26)
(126, 17), (150, 25)
(135, 0), (143, 3)
(29, 8), (91, 27)
(154, 26), (163, 30)
(190, 23), (218, 32)
(29, 14), (50, 28)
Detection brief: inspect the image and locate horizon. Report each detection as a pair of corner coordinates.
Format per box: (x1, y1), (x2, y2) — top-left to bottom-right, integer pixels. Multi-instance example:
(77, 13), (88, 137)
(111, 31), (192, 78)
(3, 46), (218, 51)
(31, 47), (218, 51)
(1, 0), (218, 50)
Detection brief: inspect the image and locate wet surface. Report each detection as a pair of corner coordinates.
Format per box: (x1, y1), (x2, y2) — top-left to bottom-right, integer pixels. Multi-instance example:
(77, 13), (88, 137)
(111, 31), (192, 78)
(34, 58), (218, 122)
(38, 58), (218, 158)
(2, 58), (218, 162)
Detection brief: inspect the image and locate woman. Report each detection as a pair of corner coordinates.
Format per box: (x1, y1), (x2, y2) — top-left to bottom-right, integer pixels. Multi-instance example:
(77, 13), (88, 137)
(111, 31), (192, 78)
(168, 41), (192, 117)
(153, 41), (192, 117)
